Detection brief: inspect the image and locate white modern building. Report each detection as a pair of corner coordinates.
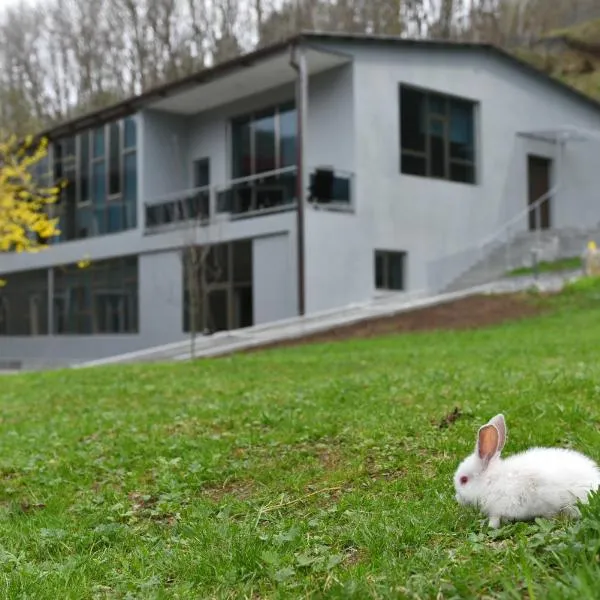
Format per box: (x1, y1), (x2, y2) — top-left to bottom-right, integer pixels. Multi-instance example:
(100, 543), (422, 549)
(2, 31), (600, 368)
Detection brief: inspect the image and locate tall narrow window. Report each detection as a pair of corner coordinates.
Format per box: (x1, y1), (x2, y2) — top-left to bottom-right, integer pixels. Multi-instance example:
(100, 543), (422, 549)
(79, 132), (90, 203)
(231, 117), (252, 179)
(109, 122), (121, 195)
(193, 157), (210, 188)
(93, 161), (107, 234)
(123, 152), (137, 228)
(253, 109), (276, 174)
(279, 105), (297, 168)
(93, 127), (105, 159)
(124, 117), (137, 149)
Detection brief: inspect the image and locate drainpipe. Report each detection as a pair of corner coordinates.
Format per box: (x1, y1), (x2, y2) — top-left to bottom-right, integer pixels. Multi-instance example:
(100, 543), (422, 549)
(289, 43), (306, 317)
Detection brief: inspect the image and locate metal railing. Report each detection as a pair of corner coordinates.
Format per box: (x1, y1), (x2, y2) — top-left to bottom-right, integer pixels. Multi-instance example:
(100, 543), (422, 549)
(143, 165), (354, 233)
(425, 187), (569, 293)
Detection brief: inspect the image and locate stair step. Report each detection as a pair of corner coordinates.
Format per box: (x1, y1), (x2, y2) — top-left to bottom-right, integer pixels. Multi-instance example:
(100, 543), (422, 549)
(442, 227), (593, 293)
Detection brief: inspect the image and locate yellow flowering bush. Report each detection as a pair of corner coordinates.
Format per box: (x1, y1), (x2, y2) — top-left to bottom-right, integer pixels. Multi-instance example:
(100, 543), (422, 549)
(0, 135), (61, 254)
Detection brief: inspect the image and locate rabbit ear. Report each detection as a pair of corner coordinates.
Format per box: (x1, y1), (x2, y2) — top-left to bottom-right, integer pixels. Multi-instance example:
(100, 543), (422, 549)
(487, 414), (507, 453)
(477, 423), (500, 464)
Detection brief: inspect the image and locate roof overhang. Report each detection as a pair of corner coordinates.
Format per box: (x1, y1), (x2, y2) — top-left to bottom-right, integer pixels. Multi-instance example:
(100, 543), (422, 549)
(516, 126), (600, 143)
(146, 46), (351, 115)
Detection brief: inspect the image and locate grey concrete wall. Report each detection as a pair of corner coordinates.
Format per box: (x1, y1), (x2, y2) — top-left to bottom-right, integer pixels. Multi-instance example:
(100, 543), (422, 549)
(342, 42), (600, 292)
(304, 208), (372, 313)
(142, 110), (190, 200)
(253, 233), (297, 324)
(139, 251), (184, 343)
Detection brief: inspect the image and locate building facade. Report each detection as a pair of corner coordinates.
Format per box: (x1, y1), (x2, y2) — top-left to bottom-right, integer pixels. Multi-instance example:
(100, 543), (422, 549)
(2, 33), (600, 368)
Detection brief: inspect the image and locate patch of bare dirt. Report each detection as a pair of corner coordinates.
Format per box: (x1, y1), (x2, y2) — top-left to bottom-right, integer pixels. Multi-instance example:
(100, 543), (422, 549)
(202, 479), (256, 502)
(435, 406), (463, 429)
(239, 292), (547, 355)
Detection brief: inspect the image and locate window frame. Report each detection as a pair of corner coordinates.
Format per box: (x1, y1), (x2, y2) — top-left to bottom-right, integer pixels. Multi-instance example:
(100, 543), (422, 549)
(229, 101), (297, 180)
(374, 249), (407, 291)
(52, 255), (139, 335)
(41, 116), (138, 245)
(399, 83), (478, 185)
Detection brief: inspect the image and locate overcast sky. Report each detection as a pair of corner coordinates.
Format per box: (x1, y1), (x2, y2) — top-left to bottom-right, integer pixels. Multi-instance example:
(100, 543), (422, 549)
(1, 0), (34, 14)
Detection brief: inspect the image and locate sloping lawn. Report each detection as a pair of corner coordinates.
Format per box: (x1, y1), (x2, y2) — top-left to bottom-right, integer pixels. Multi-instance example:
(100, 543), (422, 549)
(506, 256), (582, 277)
(1, 283), (600, 598)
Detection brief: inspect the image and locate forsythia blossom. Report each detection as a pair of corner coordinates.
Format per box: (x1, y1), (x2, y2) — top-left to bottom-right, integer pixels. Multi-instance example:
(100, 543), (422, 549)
(0, 135), (62, 254)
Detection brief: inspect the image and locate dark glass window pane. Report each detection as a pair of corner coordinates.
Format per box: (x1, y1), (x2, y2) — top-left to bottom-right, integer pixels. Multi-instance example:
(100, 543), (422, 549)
(232, 239), (252, 283)
(233, 286), (253, 329)
(53, 142), (63, 181)
(107, 204), (124, 233)
(0, 269), (49, 336)
(193, 157), (210, 188)
(94, 208), (107, 235)
(401, 153), (426, 176)
(400, 87), (426, 152)
(123, 152), (137, 228)
(206, 244), (229, 284)
(64, 137), (76, 161)
(428, 93), (447, 116)
(109, 122), (121, 195)
(124, 117), (137, 148)
(387, 253), (405, 290)
(92, 161), (106, 205)
(232, 118), (252, 178)
(279, 106), (297, 168)
(253, 110), (276, 174)
(207, 289), (228, 332)
(449, 100), (474, 162)
(93, 127), (105, 158)
(63, 174), (77, 240)
(429, 118), (446, 178)
(375, 252), (384, 288)
(450, 162), (475, 184)
(76, 205), (94, 238)
(36, 156), (50, 186)
(79, 132), (90, 203)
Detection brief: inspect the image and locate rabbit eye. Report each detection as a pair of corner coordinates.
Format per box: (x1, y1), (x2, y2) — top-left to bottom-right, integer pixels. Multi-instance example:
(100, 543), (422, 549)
(459, 476), (468, 485)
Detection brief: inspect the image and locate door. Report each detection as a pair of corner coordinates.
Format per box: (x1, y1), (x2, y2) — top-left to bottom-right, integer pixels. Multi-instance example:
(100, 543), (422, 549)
(527, 155), (552, 230)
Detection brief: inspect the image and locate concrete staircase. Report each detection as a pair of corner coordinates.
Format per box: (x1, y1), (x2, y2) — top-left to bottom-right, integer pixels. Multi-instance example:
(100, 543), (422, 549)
(444, 227), (598, 293)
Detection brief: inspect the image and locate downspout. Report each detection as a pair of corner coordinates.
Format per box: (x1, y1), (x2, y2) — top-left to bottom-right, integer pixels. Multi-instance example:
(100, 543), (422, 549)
(289, 43), (306, 317)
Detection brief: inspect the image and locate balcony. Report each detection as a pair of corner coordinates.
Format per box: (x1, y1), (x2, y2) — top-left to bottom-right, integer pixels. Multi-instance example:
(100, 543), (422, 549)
(144, 166), (354, 233)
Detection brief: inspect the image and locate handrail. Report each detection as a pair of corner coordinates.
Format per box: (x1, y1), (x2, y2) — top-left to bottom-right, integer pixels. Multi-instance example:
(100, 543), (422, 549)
(214, 165), (297, 190)
(143, 164), (354, 208)
(145, 184), (211, 206)
(479, 185), (557, 249)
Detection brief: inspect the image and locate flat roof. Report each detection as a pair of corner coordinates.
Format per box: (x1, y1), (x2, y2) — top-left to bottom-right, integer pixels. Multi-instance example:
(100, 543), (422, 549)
(37, 31), (600, 141)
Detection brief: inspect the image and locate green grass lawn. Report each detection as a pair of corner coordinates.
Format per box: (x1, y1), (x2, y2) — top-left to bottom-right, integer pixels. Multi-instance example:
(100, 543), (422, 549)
(2, 282), (600, 599)
(506, 256), (583, 277)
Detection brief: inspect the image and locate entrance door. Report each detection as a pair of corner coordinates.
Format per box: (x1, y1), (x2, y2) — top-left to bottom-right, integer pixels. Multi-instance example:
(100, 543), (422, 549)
(527, 155), (552, 230)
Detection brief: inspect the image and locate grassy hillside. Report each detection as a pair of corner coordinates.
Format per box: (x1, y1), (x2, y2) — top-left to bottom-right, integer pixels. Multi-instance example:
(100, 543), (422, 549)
(1, 282), (600, 598)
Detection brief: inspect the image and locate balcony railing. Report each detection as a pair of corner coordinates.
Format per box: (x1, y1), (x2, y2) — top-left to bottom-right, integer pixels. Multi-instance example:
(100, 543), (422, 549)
(144, 166), (354, 233)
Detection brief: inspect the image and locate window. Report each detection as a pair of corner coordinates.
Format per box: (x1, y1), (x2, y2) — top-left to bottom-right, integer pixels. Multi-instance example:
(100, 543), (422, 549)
(183, 240), (253, 334)
(231, 103), (297, 179)
(108, 122), (121, 196)
(53, 256), (138, 334)
(399, 85), (476, 184)
(193, 157), (210, 188)
(79, 132), (90, 203)
(0, 269), (49, 336)
(375, 250), (406, 291)
(0, 298), (8, 335)
(40, 116), (137, 246)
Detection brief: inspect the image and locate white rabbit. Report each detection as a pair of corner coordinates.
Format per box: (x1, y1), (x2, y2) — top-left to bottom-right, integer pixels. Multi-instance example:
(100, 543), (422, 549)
(453, 413), (600, 528)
